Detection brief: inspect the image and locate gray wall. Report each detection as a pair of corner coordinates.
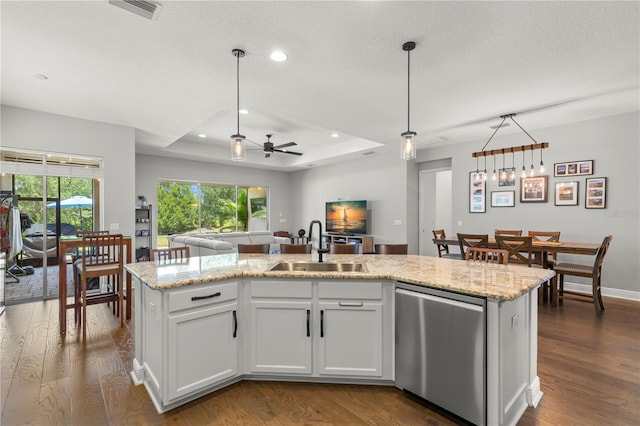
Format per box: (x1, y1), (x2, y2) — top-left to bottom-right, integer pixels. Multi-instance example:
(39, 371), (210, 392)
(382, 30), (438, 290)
(1, 105), (136, 238)
(417, 112), (639, 297)
(135, 154), (293, 247)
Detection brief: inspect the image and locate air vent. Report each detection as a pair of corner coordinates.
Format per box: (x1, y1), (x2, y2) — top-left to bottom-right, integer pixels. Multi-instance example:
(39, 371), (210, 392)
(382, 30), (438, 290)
(109, 0), (162, 20)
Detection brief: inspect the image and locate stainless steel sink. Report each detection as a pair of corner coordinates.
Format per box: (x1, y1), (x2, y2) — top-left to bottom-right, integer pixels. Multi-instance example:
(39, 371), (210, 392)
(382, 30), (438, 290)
(268, 261), (368, 273)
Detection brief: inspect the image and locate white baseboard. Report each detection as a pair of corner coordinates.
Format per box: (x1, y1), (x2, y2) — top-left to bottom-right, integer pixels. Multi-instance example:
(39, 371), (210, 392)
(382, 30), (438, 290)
(563, 281), (640, 301)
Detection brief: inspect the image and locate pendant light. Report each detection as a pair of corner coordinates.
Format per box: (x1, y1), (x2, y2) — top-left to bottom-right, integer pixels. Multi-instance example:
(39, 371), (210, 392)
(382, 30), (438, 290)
(401, 41), (417, 160)
(231, 48), (246, 161)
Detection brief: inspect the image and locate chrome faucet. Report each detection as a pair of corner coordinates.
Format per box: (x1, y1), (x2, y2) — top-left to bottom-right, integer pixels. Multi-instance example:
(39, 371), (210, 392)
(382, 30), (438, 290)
(308, 220), (329, 262)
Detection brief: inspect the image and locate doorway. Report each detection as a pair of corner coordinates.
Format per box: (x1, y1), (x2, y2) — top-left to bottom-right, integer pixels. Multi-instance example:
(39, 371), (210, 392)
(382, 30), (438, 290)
(419, 168), (453, 256)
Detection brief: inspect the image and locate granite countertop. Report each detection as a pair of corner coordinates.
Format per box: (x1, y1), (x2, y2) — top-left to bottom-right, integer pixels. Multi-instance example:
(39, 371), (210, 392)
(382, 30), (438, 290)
(124, 253), (554, 301)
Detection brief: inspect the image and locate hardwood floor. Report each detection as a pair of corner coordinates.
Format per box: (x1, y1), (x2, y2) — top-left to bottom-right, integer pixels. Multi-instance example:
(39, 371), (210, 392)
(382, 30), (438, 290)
(1, 296), (638, 425)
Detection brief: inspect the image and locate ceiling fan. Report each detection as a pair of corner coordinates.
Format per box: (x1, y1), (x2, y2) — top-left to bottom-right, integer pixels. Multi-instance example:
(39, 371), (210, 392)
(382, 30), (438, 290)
(249, 134), (303, 158)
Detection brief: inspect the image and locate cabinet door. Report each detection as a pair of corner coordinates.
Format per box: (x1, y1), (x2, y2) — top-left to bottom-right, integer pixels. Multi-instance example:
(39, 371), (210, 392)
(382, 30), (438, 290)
(318, 301), (383, 377)
(249, 300), (313, 374)
(167, 302), (238, 401)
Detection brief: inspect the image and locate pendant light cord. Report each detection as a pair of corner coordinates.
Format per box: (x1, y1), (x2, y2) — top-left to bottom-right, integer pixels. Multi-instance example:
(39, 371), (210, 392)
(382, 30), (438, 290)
(480, 115), (507, 152)
(510, 116), (538, 144)
(236, 52), (240, 134)
(407, 48), (411, 131)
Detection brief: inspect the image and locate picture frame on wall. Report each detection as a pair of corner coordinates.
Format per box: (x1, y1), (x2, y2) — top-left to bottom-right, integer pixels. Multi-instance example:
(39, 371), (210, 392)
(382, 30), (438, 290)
(520, 175), (548, 203)
(469, 171), (486, 213)
(554, 160), (594, 177)
(585, 177), (607, 209)
(554, 181), (579, 206)
(498, 168), (516, 186)
(491, 191), (515, 207)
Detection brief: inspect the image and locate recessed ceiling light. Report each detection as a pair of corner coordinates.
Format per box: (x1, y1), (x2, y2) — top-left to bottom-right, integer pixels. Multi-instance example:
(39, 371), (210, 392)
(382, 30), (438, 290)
(239, 109), (249, 115)
(198, 133), (207, 138)
(331, 133), (339, 138)
(33, 73), (48, 80)
(270, 51), (288, 62)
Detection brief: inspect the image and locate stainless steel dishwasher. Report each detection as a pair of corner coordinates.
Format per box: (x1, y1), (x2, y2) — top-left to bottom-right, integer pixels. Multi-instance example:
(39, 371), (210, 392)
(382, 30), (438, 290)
(395, 282), (486, 425)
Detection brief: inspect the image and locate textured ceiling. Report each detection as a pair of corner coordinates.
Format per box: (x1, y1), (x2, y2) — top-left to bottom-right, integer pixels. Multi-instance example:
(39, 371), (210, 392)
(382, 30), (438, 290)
(2, 1), (638, 171)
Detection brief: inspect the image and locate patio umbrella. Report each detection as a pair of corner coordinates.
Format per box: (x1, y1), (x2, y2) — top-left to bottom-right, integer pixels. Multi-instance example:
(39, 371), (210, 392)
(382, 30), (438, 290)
(48, 195), (93, 230)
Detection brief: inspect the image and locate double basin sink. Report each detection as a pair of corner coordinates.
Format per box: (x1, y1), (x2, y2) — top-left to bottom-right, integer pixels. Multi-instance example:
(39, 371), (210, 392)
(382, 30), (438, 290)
(269, 261), (368, 273)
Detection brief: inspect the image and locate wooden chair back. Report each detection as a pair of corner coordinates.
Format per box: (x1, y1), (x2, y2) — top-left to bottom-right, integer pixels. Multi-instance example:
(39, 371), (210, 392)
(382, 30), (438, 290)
(457, 233), (489, 258)
(279, 243), (312, 254)
(495, 235), (533, 266)
(328, 244), (359, 254)
(374, 244), (408, 255)
(465, 247), (509, 265)
(237, 243), (270, 254)
(494, 229), (523, 237)
(432, 229), (449, 257)
(151, 246), (190, 264)
(528, 231), (561, 265)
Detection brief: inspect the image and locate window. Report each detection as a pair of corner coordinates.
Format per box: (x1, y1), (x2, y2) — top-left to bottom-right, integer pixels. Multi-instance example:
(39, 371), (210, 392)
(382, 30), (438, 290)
(157, 181), (268, 245)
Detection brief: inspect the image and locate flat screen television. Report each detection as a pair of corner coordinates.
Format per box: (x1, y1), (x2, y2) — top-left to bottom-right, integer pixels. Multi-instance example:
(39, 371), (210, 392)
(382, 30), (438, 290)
(325, 200), (367, 235)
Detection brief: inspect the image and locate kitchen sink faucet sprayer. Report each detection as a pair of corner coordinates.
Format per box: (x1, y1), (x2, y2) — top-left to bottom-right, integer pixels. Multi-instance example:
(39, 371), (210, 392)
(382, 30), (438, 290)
(308, 220), (329, 263)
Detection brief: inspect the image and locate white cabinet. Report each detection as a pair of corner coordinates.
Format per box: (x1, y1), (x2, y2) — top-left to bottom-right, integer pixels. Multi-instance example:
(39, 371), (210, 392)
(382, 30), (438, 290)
(317, 281), (384, 377)
(167, 301), (238, 400)
(317, 301), (382, 376)
(247, 280), (313, 374)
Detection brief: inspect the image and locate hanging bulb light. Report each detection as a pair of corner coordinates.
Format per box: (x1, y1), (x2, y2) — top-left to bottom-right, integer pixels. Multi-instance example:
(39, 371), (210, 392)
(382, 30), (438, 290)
(510, 151), (516, 180)
(475, 157), (481, 180)
(230, 48), (246, 161)
(500, 150), (507, 180)
(492, 155), (497, 181)
(529, 148), (535, 176)
(400, 41), (417, 160)
(539, 148), (545, 173)
(521, 150), (527, 177)
(483, 156), (488, 180)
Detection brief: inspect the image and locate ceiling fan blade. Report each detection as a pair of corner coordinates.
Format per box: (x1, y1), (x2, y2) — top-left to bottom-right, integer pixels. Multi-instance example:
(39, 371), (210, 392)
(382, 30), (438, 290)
(246, 139), (264, 148)
(273, 149), (303, 156)
(273, 142), (297, 149)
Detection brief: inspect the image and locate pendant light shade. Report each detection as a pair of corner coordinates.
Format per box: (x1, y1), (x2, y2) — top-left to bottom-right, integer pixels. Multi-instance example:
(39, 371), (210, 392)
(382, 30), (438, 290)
(401, 41), (417, 160)
(231, 48), (246, 161)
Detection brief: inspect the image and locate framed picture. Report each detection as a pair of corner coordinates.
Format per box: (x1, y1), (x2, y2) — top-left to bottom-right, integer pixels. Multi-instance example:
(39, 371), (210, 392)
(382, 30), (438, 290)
(520, 175), (548, 203)
(554, 160), (594, 177)
(491, 191), (515, 207)
(554, 181), (579, 206)
(498, 168), (516, 186)
(469, 171), (486, 213)
(585, 177), (607, 209)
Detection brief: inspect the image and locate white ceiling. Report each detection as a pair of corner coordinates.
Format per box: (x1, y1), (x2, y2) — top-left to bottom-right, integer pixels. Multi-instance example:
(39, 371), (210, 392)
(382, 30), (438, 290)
(2, 1), (638, 171)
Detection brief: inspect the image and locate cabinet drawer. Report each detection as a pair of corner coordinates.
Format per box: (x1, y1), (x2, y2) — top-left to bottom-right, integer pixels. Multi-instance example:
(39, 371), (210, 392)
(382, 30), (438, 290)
(318, 281), (382, 300)
(169, 282), (238, 312)
(249, 280), (312, 298)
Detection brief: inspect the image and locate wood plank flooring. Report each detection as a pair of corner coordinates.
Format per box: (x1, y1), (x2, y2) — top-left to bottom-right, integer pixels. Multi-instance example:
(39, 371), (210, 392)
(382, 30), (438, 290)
(1, 296), (638, 425)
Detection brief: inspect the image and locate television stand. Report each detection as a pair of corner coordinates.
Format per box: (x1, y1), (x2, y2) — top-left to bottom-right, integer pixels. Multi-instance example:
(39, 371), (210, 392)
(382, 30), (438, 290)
(323, 234), (374, 254)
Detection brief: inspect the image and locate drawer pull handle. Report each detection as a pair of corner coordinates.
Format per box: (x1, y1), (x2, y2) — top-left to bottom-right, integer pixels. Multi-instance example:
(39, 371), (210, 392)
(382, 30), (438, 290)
(191, 292), (221, 301)
(339, 302), (363, 307)
(232, 310), (237, 338)
(320, 310), (324, 338)
(306, 309), (310, 337)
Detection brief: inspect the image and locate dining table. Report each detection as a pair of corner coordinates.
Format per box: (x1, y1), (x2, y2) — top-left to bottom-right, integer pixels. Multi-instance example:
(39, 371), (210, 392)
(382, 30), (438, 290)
(431, 237), (600, 269)
(58, 235), (133, 334)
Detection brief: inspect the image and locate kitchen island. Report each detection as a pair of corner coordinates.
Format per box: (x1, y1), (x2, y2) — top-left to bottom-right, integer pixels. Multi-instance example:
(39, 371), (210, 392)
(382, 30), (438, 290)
(125, 253), (553, 425)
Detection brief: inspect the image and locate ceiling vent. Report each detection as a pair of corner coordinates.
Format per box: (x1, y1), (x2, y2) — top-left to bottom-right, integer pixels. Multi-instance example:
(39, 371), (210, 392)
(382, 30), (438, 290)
(109, 0), (162, 20)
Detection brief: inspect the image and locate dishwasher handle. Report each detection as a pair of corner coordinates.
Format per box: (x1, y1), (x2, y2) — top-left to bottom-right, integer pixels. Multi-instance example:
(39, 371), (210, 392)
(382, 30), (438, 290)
(396, 288), (484, 312)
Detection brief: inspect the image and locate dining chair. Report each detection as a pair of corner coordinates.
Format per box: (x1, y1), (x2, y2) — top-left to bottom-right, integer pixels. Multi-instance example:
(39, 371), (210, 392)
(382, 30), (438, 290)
(328, 243), (359, 254)
(495, 235), (533, 266)
(457, 233), (489, 258)
(552, 235), (612, 315)
(432, 229), (462, 259)
(494, 229), (523, 237)
(528, 230), (561, 267)
(237, 243), (270, 254)
(374, 244), (408, 255)
(76, 233), (125, 340)
(465, 247), (509, 265)
(279, 243), (312, 254)
(151, 246), (190, 264)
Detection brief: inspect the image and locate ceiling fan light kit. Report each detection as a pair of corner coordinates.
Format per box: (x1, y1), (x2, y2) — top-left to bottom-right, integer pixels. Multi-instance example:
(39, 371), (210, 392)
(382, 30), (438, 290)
(401, 41), (417, 160)
(231, 48), (247, 161)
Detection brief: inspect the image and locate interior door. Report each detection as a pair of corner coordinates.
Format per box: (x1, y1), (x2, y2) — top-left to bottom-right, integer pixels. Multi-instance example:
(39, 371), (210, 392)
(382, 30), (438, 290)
(419, 169), (453, 256)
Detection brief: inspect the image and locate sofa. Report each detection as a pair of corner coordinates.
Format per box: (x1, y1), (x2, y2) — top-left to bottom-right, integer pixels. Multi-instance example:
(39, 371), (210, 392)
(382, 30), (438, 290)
(168, 231), (291, 257)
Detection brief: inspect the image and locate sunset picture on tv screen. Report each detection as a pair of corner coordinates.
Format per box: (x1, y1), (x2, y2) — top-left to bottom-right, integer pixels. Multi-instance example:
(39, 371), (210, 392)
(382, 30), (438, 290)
(326, 200), (367, 234)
